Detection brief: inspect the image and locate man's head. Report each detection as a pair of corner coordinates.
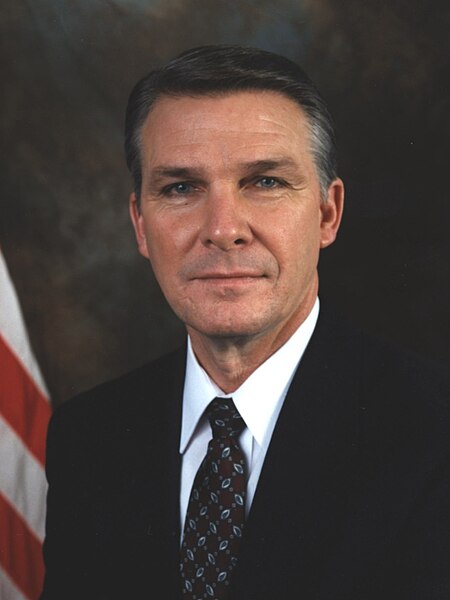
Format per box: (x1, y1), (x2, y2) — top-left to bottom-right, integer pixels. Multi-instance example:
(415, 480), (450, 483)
(127, 46), (344, 364)
(125, 45), (337, 203)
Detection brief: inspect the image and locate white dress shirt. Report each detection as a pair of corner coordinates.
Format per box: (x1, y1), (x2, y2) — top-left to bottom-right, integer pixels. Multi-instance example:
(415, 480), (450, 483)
(179, 298), (319, 531)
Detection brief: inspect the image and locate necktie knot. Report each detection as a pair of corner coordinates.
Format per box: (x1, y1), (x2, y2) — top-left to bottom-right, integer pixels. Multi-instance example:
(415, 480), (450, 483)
(207, 397), (246, 439)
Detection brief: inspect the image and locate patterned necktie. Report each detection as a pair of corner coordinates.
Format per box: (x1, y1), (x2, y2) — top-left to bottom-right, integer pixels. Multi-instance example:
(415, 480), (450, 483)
(180, 397), (247, 599)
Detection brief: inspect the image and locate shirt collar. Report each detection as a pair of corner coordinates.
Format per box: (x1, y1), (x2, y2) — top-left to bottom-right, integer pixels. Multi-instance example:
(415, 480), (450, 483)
(180, 298), (319, 453)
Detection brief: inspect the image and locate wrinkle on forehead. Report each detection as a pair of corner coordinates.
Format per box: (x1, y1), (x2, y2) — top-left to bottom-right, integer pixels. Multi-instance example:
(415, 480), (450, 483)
(140, 91), (316, 180)
(143, 90), (307, 139)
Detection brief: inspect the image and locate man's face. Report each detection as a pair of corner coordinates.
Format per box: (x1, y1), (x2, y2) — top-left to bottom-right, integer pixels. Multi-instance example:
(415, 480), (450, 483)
(130, 91), (343, 348)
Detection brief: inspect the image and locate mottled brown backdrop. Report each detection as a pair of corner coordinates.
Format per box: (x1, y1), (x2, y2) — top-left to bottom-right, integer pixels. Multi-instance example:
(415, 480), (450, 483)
(1, 0), (449, 405)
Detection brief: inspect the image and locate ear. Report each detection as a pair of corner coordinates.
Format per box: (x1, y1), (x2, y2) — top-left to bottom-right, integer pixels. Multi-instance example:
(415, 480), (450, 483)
(319, 177), (345, 249)
(129, 192), (150, 259)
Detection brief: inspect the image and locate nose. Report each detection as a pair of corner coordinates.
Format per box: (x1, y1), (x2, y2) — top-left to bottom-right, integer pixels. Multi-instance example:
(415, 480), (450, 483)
(201, 184), (253, 251)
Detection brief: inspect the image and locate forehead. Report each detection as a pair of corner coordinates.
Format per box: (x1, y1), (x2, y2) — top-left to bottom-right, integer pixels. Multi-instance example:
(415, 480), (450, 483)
(140, 91), (313, 169)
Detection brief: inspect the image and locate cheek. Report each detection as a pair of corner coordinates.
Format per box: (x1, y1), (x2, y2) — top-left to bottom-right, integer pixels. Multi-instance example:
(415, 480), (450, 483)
(144, 229), (176, 281)
(147, 213), (198, 255)
(144, 223), (196, 299)
(143, 216), (173, 257)
(267, 215), (319, 267)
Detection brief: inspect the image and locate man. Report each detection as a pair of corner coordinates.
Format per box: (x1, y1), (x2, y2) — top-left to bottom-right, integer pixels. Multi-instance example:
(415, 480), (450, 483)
(40, 46), (450, 599)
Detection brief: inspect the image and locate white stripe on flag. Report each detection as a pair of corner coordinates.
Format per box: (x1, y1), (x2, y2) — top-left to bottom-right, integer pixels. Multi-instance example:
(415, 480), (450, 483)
(0, 249), (49, 598)
(0, 565), (29, 600)
(0, 251), (48, 399)
(0, 414), (47, 541)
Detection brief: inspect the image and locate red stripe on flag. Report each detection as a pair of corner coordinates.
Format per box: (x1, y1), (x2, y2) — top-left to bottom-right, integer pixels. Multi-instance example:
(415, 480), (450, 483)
(0, 492), (44, 600)
(0, 334), (51, 466)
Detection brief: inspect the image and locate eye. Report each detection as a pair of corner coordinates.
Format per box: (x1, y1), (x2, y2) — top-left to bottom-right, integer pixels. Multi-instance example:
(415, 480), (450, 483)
(163, 182), (193, 195)
(255, 177), (280, 189)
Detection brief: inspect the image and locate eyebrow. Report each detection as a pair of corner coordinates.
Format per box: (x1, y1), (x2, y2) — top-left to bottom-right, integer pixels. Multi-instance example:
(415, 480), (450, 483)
(239, 158), (299, 174)
(149, 158), (299, 181)
(150, 166), (204, 180)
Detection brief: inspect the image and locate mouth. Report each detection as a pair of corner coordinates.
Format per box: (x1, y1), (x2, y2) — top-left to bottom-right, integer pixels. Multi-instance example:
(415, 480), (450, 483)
(193, 272), (266, 282)
(189, 274), (268, 295)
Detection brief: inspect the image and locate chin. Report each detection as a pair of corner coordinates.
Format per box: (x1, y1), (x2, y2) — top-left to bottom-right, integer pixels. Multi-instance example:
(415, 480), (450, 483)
(186, 314), (272, 341)
(175, 298), (283, 340)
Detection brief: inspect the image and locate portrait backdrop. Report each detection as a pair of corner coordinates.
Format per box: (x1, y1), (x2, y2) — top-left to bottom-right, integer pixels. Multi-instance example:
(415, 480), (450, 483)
(2, 0), (449, 405)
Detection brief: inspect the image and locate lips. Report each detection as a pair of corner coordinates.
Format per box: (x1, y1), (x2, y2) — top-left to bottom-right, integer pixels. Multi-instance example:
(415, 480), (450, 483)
(193, 271), (265, 280)
(179, 255), (274, 282)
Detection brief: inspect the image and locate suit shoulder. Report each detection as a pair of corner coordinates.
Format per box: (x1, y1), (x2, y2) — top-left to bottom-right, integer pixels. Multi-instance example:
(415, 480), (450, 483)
(315, 303), (449, 419)
(50, 345), (186, 430)
(360, 331), (450, 413)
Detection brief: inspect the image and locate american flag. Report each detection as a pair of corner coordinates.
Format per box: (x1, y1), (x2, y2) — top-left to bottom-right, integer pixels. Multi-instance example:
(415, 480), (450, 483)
(0, 250), (51, 599)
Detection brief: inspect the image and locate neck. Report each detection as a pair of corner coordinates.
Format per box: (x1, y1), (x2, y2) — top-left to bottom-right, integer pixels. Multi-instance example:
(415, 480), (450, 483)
(187, 293), (317, 394)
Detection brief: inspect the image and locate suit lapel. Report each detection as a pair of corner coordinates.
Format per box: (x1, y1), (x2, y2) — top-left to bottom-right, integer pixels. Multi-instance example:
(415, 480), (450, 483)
(110, 347), (186, 596)
(231, 307), (363, 598)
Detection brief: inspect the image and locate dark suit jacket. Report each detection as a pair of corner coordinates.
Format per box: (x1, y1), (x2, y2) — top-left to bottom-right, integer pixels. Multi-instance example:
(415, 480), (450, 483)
(40, 305), (450, 599)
